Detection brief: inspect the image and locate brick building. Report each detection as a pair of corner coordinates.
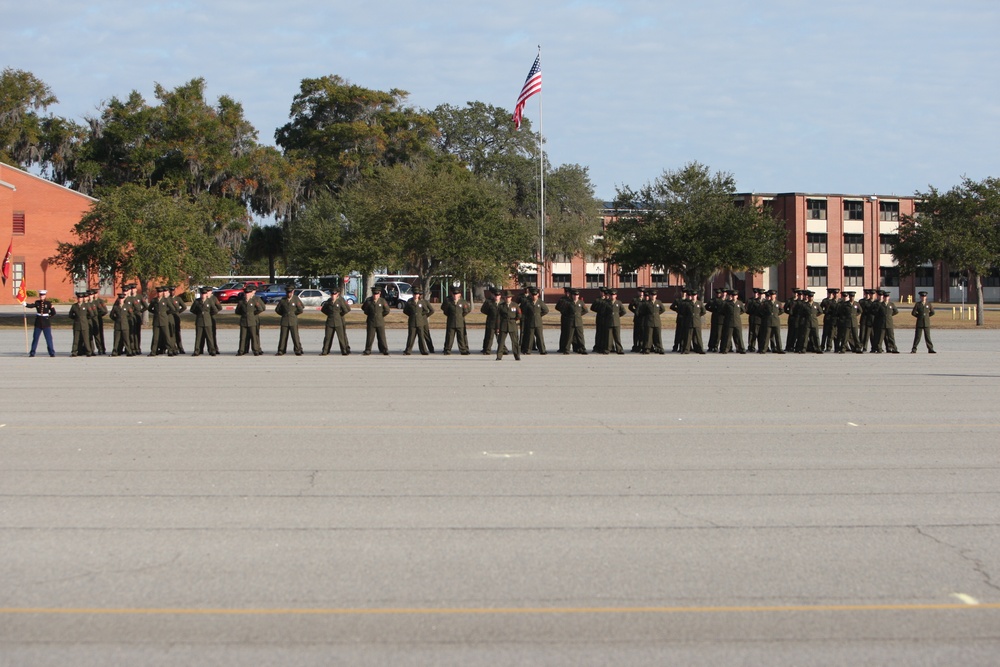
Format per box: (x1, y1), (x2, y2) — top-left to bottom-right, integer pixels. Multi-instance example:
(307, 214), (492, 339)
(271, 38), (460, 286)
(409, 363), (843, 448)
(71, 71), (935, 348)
(532, 192), (988, 303)
(1, 162), (97, 304)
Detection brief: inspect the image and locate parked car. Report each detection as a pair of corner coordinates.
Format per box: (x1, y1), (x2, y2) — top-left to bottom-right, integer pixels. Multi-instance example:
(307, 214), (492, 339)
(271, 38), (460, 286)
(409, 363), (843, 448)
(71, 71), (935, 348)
(293, 288), (330, 307)
(213, 283), (249, 303)
(294, 289), (358, 307)
(375, 280), (414, 309)
(256, 284), (293, 304)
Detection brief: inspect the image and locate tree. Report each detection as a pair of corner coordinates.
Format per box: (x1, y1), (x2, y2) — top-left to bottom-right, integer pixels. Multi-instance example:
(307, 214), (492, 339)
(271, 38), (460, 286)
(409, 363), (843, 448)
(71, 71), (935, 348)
(243, 224), (285, 283)
(431, 102), (602, 263)
(541, 163), (603, 260)
(431, 101), (537, 198)
(51, 184), (227, 293)
(65, 79), (297, 241)
(334, 157), (532, 291)
(0, 68), (58, 168)
(607, 162), (787, 291)
(894, 176), (1000, 325)
(285, 193), (379, 281)
(276, 75), (438, 199)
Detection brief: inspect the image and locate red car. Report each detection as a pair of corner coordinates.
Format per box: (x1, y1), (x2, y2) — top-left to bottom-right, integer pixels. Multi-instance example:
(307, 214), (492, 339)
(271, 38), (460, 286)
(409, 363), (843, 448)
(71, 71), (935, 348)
(213, 281), (265, 304)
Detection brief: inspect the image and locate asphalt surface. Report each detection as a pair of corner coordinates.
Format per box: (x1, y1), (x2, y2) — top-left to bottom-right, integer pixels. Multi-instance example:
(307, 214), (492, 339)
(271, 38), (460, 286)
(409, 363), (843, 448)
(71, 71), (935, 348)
(2, 327), (999, 666)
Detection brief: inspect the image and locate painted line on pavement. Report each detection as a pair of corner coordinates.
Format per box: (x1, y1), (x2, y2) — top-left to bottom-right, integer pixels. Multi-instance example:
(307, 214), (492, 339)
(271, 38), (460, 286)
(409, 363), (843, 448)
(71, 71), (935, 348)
(6, 423), (1000, 432)
(952, 593), (981, 606)
(2, 602), (998, 617)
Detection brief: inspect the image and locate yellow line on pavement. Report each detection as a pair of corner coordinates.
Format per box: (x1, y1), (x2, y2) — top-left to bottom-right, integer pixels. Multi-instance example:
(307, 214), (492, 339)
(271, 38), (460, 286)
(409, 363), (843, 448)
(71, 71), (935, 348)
(2, 603), (998, 616)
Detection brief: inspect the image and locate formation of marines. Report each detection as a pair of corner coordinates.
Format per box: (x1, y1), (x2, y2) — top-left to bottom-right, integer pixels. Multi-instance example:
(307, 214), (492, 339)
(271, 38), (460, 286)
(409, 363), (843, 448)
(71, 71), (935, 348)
(32, 282), (939, 358)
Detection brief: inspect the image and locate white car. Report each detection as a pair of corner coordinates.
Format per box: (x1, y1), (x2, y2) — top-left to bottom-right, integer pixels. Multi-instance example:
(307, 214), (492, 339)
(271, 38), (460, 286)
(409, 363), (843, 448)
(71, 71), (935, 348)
(293, 288), (330, 307)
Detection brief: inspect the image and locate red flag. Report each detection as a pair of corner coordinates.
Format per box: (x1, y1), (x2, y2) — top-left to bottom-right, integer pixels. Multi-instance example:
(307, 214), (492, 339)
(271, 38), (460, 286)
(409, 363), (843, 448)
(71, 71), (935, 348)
(513, 54), (542, 130)
(15, 280), (27, 304)
(1, 239), (11, 286)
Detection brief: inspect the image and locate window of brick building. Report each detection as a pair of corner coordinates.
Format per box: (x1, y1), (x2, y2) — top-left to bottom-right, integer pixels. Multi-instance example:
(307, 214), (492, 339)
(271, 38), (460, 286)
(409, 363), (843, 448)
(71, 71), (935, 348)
(618, 272), (637, 288)
(650, 273), (668, 287)
(879, 233), (897, 254)
(807, 199), (827, 220)
(12, 212), (26, 235)
(915, 267), (934, 287)
(880, 267), (900, 287)
(843, 200), (864, 221)
(585, 273), (605, 289)
(844, 267), (864, 287)
(520, 273), (537, 288)
(551, 274), (572, 288)
(806, 232), (827, 253)
(806, 266), (828, 287)
(843, 233), (864, 254)
(983, 269), (1000, 288)
(13, 262), (25, 291)
(879, 201), (900, 222)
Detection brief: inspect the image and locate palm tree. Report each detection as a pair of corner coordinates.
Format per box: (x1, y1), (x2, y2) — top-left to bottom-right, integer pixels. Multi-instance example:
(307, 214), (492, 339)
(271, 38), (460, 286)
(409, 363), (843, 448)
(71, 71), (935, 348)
(243, 224), (284, 282)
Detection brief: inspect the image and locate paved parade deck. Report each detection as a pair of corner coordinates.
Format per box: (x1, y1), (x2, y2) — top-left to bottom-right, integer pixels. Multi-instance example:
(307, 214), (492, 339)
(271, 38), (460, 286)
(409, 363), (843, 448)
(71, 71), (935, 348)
(1, 328), (999, 665)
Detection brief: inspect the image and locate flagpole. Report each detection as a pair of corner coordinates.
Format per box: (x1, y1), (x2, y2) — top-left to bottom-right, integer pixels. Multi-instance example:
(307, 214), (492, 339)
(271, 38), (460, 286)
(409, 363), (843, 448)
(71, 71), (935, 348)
(537, 45), (546, 298)
(22, 301), (29, 354)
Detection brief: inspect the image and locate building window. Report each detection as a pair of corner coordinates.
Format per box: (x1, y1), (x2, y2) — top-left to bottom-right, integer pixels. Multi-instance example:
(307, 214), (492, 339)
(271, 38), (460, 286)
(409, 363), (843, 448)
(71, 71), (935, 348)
(12, 212), (26, 235)
(806, 232), (827, 253)
(949, 272), (968, 288)
(13, 262), (25, 291)
(619, 272), (637, 288)
(650, 273), (668, 287)
(806, 199), (827, 220)
(983, 268), (1000, 288)
(879, 233), (897, 254)
(915, 267), (934, 287)
(844, 200), (864, 221)
(519, 273), (537, 288)
(879, 201), (900, 222)
(880, 267), (899, 287)
(844, 267), (864, 287)
(585, 273), (605, 289)
(806, 266), (828, 287)
(843, 233), (864, 254)
(551, 273), (572, 288)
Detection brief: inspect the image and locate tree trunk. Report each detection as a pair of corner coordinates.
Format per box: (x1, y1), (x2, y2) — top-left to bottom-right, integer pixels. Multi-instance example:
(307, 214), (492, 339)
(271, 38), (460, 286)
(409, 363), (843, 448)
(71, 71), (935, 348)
(268, 256), (276, 283)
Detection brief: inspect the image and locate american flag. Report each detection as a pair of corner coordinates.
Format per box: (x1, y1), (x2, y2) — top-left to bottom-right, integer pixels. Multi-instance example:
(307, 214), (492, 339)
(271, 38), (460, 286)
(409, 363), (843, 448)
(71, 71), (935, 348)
(513, 54), (542, 129)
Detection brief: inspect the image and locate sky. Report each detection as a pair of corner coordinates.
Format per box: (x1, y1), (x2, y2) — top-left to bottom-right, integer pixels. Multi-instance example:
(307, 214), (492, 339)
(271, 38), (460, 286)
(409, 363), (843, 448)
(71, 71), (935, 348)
(3, 0), (999, 201)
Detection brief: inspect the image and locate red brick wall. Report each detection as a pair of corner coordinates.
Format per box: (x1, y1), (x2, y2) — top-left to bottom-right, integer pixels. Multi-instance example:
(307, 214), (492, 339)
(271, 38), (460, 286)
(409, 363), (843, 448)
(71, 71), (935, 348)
(0, 164), (96, 304)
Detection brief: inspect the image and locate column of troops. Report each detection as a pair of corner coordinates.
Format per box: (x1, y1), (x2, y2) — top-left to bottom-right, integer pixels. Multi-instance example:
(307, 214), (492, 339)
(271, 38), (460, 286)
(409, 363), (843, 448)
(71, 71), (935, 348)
(28, 282), (937, 358)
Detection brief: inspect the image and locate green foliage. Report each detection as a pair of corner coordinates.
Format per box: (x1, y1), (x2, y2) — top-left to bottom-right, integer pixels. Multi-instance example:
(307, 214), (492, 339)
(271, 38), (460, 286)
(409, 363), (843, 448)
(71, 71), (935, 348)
(285, 193), (380, 279)
(66, 78), (296, 232)
(431, 102), (602, 261)
(542, 164), (603, 259)
(608, 161), (787, 289)
(335, 157), (532, 290)
(0, 68), (58, 168)
(51, 184), (228, 290)
(276, 75), (438, 199)
(431, 102), (537, 192)
(243, 224), (285, 282)
(894, 177), (1000, 275)
(894, 176), (1000, 325)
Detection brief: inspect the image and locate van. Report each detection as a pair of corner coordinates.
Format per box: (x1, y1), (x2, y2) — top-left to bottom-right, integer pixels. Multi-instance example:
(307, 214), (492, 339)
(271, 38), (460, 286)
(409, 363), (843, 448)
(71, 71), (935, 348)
(374, 280), (414, 309)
